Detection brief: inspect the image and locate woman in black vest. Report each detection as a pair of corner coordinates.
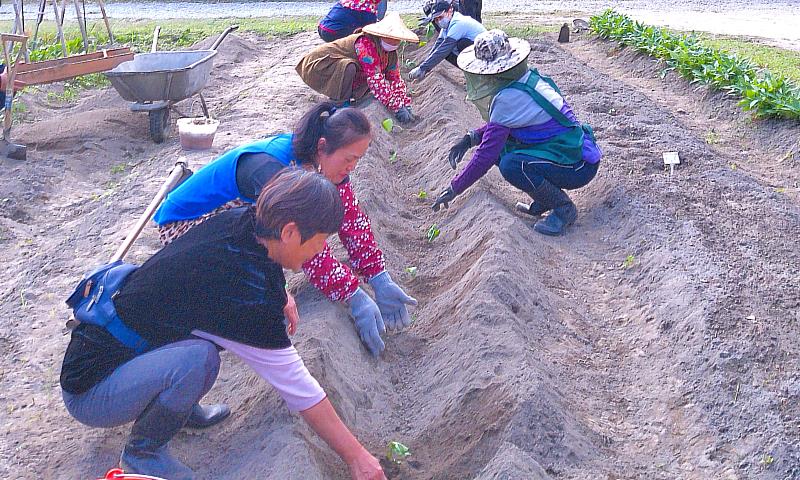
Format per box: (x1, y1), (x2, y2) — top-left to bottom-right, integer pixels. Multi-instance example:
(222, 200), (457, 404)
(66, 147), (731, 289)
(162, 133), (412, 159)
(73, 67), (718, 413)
(60, 170), (387, 480)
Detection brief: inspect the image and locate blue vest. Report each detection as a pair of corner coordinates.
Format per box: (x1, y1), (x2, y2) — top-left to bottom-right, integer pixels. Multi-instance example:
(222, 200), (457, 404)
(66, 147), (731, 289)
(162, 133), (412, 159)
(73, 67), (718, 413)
(154, 134), (296, 225)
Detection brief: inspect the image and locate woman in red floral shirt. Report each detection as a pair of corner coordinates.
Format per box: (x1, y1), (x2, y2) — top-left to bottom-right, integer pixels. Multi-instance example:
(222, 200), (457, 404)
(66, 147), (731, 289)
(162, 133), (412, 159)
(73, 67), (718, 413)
(154, 102), (416, 357)
(297, 12), (417, 124)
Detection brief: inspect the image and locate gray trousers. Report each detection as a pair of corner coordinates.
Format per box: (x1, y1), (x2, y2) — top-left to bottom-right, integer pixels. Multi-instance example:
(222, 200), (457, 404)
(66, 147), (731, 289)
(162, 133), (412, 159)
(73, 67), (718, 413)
(63, 339), (221, 428)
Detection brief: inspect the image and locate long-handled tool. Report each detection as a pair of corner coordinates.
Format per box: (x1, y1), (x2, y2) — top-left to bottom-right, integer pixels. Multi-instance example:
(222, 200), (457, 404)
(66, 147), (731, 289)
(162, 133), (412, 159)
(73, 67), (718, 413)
(1, 33), (28, 161)
(66, 161), (192, 332)
(111, 161), (192, 262)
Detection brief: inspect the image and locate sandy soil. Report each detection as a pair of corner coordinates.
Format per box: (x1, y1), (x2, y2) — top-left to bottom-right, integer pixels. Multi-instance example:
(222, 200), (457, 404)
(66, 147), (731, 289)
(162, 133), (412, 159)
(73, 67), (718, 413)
(0, 28), (798, 479)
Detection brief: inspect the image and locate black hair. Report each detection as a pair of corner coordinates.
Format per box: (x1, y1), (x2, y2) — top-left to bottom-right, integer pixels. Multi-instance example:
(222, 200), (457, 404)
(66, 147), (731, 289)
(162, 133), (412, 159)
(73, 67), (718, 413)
(255, 168), (344, 242)
(292, 101), (371, 166)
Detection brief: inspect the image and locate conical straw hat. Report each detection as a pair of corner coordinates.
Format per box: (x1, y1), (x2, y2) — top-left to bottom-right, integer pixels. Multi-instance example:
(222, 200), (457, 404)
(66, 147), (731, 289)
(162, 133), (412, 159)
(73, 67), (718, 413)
(362, 12), (419, 43)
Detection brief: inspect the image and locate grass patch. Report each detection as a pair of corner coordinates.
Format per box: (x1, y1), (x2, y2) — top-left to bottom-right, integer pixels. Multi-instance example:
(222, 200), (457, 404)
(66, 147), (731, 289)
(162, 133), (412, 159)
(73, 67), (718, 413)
(697, 36), (800, 84)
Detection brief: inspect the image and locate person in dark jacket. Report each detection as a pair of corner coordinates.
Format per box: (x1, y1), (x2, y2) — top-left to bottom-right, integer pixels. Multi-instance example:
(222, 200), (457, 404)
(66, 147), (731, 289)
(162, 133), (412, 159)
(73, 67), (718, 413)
(60, 170), (388, 480)
(408, 0), (485, 80)
(432, 30), (602, 236)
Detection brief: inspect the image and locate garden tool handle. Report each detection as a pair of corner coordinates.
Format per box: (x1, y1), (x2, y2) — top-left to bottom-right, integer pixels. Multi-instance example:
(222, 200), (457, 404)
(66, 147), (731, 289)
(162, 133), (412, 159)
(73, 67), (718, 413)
(110, 161), (192, 263)
(151, 26), (160, 53)
(210, 25), (239, 51)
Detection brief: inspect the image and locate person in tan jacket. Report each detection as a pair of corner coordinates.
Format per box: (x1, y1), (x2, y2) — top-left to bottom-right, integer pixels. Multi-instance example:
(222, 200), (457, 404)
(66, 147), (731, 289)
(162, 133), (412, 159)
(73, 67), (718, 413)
(297, 13), (418, 124)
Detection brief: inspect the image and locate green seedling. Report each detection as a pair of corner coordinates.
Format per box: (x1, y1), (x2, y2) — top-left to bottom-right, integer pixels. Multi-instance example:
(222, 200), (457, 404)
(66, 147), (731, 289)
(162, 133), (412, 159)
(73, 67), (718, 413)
(389, 151), (398, 163)
(621, 254), (636, 269)
(705, 129), (719, 145)
(386, 441), (411, 464)
(405, 266), (418, 277)
(426, 224), (440, 242)
(775, 187), (786, 193)
(418, 40), (427, 47)
(760, 453), (774, 466)
(382, 118), (394, 133)
(416, 189), (428, 199)
(111, 163), (127, 174)
(730, 163), (737, 170)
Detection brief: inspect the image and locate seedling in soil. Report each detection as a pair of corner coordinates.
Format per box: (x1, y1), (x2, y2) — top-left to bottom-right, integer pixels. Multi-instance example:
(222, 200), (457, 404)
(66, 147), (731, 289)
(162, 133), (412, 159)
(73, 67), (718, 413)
(426, 224), (440, 242)
(621, 255), (636, 269)
(417, 189), (428, 199)
(705, 129), (720, 145)
(760, 453), (774, 466)
(389, 150), (398, 163)
(405, 266), (418, 277)
(774, 187), (786, 193)
(382, 118), (394, 133)
(110, 163), (127, 174)
(730, 163), (737, 170)
(418, 40), (427, 47)
(387, 441), (411, 464)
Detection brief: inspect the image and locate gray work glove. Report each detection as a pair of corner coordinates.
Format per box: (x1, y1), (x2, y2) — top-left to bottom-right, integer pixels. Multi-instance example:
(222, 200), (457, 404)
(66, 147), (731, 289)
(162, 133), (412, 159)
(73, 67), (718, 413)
(408, 66), (426, 81)
(432, 186), (457, 212)
(368, 271), (418, 331)
(348, 288), (385, 357)
(395, 106), (413, 124)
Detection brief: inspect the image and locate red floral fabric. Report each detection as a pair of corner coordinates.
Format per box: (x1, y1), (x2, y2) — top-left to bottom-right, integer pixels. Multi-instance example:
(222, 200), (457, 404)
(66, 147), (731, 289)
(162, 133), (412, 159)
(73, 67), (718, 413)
(302, 179), (385, 302)
(353, 36), (411, 113)
(340, 0), (381, 14)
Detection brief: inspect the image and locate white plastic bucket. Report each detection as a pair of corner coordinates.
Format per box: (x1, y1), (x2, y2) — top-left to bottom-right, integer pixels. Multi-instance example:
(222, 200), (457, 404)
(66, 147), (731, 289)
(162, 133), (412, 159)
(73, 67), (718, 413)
(177, 117), (220, 150)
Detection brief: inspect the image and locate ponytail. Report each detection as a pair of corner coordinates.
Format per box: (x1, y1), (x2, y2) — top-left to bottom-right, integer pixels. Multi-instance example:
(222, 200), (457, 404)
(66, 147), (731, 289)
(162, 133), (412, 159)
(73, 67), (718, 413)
(292, 101), (371, 166)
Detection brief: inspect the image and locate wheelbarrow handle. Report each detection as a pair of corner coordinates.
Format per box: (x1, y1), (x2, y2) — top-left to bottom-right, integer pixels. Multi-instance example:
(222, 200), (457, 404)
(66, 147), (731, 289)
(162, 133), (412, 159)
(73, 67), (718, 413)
(110, 161), (192, 263)
(209, 25), (239, 51)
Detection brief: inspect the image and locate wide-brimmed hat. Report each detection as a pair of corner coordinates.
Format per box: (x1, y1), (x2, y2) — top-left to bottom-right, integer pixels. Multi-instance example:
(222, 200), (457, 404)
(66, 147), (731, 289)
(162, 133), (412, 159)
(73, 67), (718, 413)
(457, 29), (531, 75)
(420, 0), (453, 25)
(362, 12), (420, 43)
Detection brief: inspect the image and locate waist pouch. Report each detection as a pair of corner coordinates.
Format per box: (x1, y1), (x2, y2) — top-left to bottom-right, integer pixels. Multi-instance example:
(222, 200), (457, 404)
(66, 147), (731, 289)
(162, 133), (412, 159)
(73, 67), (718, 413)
(65, 260), (149, 353)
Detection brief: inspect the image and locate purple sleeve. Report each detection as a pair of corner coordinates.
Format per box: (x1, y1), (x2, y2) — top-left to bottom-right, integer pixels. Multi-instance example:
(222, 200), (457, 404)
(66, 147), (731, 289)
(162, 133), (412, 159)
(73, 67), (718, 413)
(450, 122), (511, 194)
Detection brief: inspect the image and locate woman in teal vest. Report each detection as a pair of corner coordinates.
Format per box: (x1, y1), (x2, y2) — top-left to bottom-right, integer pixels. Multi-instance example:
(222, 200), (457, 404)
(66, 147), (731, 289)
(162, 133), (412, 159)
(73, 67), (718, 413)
(154, 102), (416, 359)
(431, 30), (602, 236)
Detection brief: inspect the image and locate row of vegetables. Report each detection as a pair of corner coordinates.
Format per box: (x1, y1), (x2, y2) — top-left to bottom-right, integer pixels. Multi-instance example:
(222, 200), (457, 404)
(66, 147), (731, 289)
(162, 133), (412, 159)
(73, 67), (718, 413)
(589, 9), (800, 120)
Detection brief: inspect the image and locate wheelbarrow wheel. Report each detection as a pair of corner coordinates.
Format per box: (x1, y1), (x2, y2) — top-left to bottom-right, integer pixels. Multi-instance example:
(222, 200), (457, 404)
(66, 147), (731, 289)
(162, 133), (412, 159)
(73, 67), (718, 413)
(149, 108), (171, 144)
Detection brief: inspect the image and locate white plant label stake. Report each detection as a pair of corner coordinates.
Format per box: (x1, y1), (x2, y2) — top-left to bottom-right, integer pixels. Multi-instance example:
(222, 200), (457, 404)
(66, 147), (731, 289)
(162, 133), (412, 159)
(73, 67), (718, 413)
(663, 151), (680, 176)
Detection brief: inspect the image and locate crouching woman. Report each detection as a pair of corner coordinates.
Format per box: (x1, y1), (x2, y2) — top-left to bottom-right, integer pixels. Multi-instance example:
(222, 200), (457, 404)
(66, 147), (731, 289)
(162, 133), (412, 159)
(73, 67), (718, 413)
(60, 169), (387, 480)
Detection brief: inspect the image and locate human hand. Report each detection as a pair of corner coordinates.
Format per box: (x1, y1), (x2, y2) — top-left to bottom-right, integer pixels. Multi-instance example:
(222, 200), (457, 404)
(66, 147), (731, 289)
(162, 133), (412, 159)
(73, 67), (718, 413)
(448, 133), (473, 169)
(347, 448), (387, 480)
(395, 106), (413, 124)
(368, 271), (417, 331)
(408, 66), (426, 81)
(432, 186), (457, 212)
(348, 288), (386, 357)
(283, 291), (299, 335)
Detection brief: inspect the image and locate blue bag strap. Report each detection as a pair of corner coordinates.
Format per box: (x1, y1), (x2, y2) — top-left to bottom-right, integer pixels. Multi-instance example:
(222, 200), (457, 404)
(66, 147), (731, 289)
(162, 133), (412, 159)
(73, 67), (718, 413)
(106, 316), (150, 354)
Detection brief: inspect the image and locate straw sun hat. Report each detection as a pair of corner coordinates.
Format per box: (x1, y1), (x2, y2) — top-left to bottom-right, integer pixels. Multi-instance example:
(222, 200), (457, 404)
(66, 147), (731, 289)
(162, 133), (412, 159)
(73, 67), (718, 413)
(362, 12), (420, 43)
(457, 29), (531, 75)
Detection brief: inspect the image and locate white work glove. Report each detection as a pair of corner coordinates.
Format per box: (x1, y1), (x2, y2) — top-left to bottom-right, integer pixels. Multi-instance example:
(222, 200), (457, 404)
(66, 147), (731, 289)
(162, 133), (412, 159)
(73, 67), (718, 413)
(408, 66), (426, 81)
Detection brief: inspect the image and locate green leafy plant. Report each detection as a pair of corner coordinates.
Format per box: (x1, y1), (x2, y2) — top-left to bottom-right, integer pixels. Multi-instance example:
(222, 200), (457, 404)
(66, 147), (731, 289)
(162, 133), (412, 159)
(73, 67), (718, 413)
(389, 150), (398, 163)
(426, 224), (440, 242)
(405, 266), (418, 277)
(621, 254), (636, 269)
(589, 9), (800, 120)
(386, 441), (411, 464)
(416, 189), (428, 199)
(382, 118), (394, 132)
(110, 163), (127, 174)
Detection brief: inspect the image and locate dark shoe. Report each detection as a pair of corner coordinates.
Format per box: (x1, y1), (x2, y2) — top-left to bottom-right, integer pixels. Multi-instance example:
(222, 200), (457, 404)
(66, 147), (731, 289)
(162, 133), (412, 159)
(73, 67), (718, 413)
(120, 400), (195, 480)
(184, 403), (231, 429)
(534, 202), (577, 236)
(515, 200), (550, 217)
(527, 180), (577, 236)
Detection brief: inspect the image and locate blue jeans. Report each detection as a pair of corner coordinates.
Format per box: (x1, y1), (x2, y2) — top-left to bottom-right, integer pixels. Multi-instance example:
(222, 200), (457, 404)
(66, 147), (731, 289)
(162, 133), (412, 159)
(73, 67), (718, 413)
(63, 339), (220, 428)
(498, 153), (599, 192)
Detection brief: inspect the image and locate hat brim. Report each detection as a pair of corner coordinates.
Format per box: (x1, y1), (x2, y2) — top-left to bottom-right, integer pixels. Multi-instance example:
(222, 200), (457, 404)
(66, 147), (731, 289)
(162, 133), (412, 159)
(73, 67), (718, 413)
(457, 38), (532, 74)
(361, 12), (420, 43)
(419, 7), (448, 25)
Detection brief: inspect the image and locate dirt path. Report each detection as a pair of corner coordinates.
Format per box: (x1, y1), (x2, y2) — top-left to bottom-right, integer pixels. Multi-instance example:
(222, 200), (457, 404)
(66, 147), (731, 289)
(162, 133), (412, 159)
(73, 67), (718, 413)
(0, 30), (797, 479)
